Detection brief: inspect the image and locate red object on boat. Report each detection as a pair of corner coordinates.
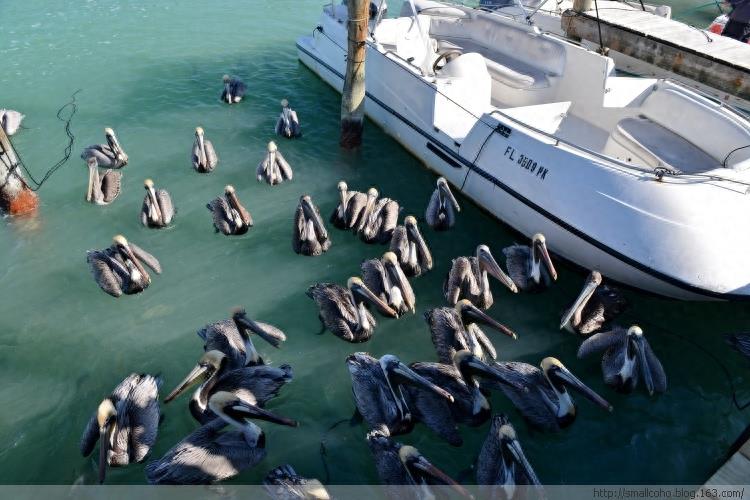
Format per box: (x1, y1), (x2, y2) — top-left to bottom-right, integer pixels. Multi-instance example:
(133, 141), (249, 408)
(708, 14), (750, 44)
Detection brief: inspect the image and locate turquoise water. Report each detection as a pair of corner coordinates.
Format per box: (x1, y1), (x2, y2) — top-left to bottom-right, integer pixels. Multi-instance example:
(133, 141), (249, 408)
(1, 0), (747, 486)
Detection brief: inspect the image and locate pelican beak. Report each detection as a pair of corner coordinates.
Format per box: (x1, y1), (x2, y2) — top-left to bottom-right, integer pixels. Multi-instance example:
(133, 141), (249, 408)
(98, 418), (114, 484)
(406, 219), (432, 267)
(462, 302), (517, 340)
(226, 400), (298, 428)
(560, 277), (599, 330)
(410, 455), (472, 498)
(391, 361), (454, 403)
(116, 240), (150, 284)
(504, 436), (542, 487)
(461, 354), (527, 391)
(164, 364), (208, 403)
(634, 336), (655, 396)
(554, 365), (612, 411)
(384, 259), (413, 313)
(535, 238), (557, 281)
(233, 311), (285, 348)
(439, 180), (460, 212)
(351, 280), (398, 318)
(301, 197), (327, 240)
(479, 247), (518, 293)
(86, 163), (96, 202)
(224, 82), (232, 102)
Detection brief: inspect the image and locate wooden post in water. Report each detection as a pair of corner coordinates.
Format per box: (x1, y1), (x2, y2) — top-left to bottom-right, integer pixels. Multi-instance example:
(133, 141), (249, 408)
(340, 0), (369, 148)
(572, 0), (593, 11)
(0, 127), (38, 215)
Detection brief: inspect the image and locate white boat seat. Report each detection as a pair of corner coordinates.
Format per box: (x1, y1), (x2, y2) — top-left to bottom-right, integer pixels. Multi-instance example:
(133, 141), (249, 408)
(607, 117), (719, 174)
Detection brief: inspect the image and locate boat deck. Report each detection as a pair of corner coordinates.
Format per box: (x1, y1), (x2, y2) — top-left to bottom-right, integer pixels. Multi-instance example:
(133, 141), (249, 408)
(705, 425), (750, 486)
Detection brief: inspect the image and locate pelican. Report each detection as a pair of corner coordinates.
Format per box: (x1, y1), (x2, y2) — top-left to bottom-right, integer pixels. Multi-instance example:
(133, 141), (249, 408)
(353, 187), (379, 234)
(220, 74), (246, 104)
(306, 277), (397, 343)
(146, 391), (297, 484)
(164, 350), (293, 424)
(426, 300), (517, 365)
(476, 414), (542, 496)
(578, 325), (667, 395)
(275, 99), (301, 138)
(330, 181), (367, 230)
(560, 270), (627, 336)
(361, 252), (415, 316)
(389, 215), (432, 277)
(425, 177), (460, 231)
(445, 244), (518, 309)
(346, 352), (454, 437)
(490, 357), (612, 431)
(366, 427), (471, 497)
(264, 464), (331, 500)
(86, 235), (161, 297)
(503, 233), (557, 292)
(0, 109), (24, 136)
(192, 127), (219, 173)
(197, 307), (287, 370)
(257, 141), (293, 185)
(80, 373), (160, 483)
(81, 128), (128, 168)
(293, 195), (331, 256)
(361, 195), (399, 244)
(85, 157), (121, 205)
(140, 178), (174, 228)
(207, 185), (253, 235)
(726, 334), (750, 360)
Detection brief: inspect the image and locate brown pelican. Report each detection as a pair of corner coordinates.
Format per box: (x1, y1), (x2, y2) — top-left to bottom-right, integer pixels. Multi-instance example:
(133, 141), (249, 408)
(164, 350), (293, 424)
(352, 187), (379, 234)
(86, 235), (161, 297)
(140, 178), (174, 228)
(476, 414), (542, 496)
(503, 233), (557, 292)
(346, 352), (454, 437)
(81, 127), (128, 168)
(257, 141), (293, 185)
(306, 278), (397, 343)
(220, 74), (246, 104)
(198, 308), (287, 370)
(191, 127), (219, 173)
(490, 357), (612, 431)
(389, 215), (432, 277)
(80, 373), (160, 483)
(330, 181), (367, 230)
(207, 185), (253, 235)
(361, 252), (415, 316)
(275, 99), (301, 138)
(264, 464), (330, 500)
(293, 195), (331, 256)
(85, 157), (121, 205)
(0, 109), (24, 136)
(361, 195), (399, 244)
(425, 300), (517, 365)
(146, 391), (297, 484)
(425, 177), (460, 231)
(366, 427), (471, 497)
(578, 325), (667, 395)
(560, 271), (627, 336)
(445, 244), (518, 309)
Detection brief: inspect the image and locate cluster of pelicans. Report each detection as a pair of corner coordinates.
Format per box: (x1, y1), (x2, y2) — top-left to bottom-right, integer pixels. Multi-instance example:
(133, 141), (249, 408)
(7, 76), (685, 494)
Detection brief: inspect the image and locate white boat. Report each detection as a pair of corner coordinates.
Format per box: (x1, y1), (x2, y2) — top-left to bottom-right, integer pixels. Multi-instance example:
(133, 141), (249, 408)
(297, 2), (750, 300)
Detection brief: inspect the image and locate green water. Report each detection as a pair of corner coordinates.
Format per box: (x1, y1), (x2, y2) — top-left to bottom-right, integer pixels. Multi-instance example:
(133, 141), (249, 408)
(1, 0), (747, 486)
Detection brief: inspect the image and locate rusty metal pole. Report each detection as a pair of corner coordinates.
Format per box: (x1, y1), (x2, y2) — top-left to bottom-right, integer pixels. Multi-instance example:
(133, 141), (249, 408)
(0, 127), (38, 215)
(340, 0), (369, 149)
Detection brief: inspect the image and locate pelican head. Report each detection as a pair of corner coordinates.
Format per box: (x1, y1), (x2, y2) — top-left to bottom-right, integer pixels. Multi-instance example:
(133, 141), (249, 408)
(96, 399), (117, 484)
(455, 299), (517, 340)
(87, 157), (98, 169)
(367, 187), (378, 198)
(404, 215), (417, 227)
(164, 350), (226, 403)
(104, 127), (115, 138)
(223, 75), (230, 83)
(491, 414), (542, 489)
(477, 245), (518, 293)
(195, 126), (204, 136)
(267, 141), (277, 153)
(437, 177), (460, 211)
(560, 270), (603, 331)
(208, 391), (298, 429)
(378, 354), (454, 403)
(337, 180), (348, 192)
(112, 234), (128, 247)
(231, 307), (286, 348)
(347, 277), (398, 318)
(531, 233), (557, 282)
(382, 251), (398, 265)
(398, 446), (471, 496)
(224, 184), (235, 195)
(541, 357), (612, 416)
(624, 325), (656, 395)
(143, 178), (154, 189)
(280, 98), (289, 108)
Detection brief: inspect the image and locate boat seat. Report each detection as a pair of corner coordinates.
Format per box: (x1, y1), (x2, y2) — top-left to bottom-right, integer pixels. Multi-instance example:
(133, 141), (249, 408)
(606, 117), (719, 174)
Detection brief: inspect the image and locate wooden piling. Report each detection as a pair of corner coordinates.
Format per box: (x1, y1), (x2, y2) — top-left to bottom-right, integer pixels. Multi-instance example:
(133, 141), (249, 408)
(0, 127), (38, 215)
(340, 0), (370, 149)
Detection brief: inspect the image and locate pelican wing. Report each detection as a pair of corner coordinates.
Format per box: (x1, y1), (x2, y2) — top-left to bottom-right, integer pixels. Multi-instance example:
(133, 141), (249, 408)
(407, 362), (465, 446)
(207, 197), (232, 235)
(346, 192), (368, 230)
(124, 374), (161, 462)
(198, 320), (247, 371)
(292, 205), (305, 254)
(425, 188), (441, 228)
(275, 151), (293, 180)
(231, 79), (246, 99)
(577, 328), (627, 359)
(82, 145), (117, 167)
(377, 200), (399, 243)
(79, 412), (101, 457)
(348, 357), (401, 431)
(307, 283), (365, 341)
(100, 170), (122, 204)
(246, 321), (287, 348)
(191, 139), (204, 171)
(471, 324), (498, 361)
(214, 364), (293, 407)
(425, 307), (466, 364)
(129, 242), (162, 274)
(140, 195), (151, 227)
(489, 361), (558, 431)
(502, 244), (530, 291)
(444, 257), (475, 306)
(156, 189), (174, 225)
(361, 259), (389, 302)
(643, 340), (667, 393)
(389, 226), (408, 264)
(203, 140), (218, 171)
(87, 250), (123, 297)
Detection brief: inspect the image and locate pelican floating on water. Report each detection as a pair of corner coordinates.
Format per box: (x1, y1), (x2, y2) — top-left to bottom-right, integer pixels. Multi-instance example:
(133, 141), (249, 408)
(560, 270), (627, 336)
(476, 414), (542, 496)
(425, 177), (460, 231)
(445, 244), (518, 309)
(346, 352), (454, 437)
(85, 157), (121, 206)
(80, 373), (160, 483)
(220, 74), (246, 104)
(307, 278), (397, 343)
(490, 357), (612, 431)
(81, 127), (128, 168)
(426, 300), (517, 365)
(330, 181), (367, 230)
(140, 178), (174, 228)
(361, 193), (399, 244)
(164, 350), (293, 424)
(146, 391), (297, 484)
(86, 235), (161, 297)
(207, 185), (253, 235)
(198, 308), (287, 370)
(257, 141), (293, 185)
(503, 233), (557, 292)
(293, 195), (331, 256)
(275, 99), (301, 138)
(361, 252), (415, 316)
(389, 215), (432, 277)
(192, 127), (219, 173)
(0, 109), (24, 136)
(264, 464), (330, 500)
(578, 325), (667, 395)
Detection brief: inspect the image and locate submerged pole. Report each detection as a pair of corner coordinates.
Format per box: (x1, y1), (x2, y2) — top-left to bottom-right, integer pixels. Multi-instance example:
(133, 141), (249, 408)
(340, 0), (369, 149)
(0, 127), (38, 215)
